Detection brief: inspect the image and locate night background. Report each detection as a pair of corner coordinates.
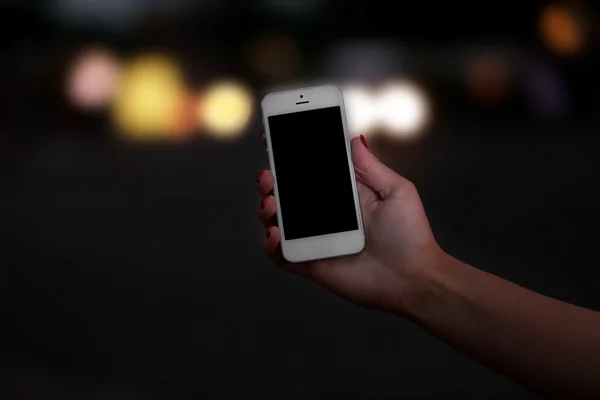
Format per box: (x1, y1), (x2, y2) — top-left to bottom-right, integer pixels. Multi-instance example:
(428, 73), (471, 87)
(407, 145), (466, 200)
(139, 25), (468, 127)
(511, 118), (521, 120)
(1, 0), (600, 398)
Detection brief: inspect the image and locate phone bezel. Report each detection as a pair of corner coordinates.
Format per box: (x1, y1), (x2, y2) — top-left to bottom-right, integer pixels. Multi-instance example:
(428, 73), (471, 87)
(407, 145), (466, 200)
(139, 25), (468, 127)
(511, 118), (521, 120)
(261, 85), (365, 263)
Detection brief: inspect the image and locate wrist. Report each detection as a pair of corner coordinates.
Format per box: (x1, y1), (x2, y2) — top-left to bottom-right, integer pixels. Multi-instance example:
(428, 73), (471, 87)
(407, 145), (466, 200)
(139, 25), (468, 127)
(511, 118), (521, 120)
(391, 246), (456, 318)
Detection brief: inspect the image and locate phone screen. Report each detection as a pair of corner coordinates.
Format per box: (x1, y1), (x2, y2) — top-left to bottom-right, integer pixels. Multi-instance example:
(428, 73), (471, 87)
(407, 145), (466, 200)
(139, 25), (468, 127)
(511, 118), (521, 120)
(268, 106), (359, 240)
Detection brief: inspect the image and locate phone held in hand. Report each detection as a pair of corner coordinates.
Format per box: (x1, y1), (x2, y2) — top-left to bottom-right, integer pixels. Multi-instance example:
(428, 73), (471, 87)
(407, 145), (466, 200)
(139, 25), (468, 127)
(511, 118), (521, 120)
(261, 85), (365, 263)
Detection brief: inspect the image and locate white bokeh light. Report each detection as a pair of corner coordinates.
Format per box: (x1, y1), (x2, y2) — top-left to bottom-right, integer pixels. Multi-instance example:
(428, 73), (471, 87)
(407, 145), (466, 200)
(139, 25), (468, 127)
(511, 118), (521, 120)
(376, 82), (429, 139)
(342, 86), (377, 137)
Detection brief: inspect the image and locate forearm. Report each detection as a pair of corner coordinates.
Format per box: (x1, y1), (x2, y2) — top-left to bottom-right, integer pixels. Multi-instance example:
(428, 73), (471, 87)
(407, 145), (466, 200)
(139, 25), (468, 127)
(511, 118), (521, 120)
(401, 254), (600, 399)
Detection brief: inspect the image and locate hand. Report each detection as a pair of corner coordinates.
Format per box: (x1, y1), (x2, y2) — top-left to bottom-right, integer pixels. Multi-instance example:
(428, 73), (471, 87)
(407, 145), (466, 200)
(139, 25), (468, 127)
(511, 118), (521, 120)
(256, 133), (445, 313)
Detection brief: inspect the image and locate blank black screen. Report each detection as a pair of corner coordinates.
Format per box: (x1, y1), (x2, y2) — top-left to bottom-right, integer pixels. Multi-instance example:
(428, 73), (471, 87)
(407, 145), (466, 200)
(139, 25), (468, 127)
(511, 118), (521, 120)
(268, 106), (358, 240)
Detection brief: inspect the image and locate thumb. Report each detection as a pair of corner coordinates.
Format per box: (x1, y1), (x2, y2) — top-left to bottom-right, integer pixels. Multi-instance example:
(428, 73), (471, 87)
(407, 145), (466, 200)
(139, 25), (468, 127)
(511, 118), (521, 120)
(351, 136), (408, 200)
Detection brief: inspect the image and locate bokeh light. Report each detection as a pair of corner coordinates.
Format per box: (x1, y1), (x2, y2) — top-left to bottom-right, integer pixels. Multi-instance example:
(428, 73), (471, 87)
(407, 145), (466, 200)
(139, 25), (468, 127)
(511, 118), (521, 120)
(376, 82), (429, 139)
(112, 55), (185, 141)
(539, 4), (584, 56)
(66, 47), (121, 111)
(466, 55), (511, 103)
(246, 34), (301, 81)
(170, 91), (202, 138)
(524, 64), (568, 120)
(202, 81), (253, 139)
(322, 41), (403, 84)
(342, 86), (377, 137)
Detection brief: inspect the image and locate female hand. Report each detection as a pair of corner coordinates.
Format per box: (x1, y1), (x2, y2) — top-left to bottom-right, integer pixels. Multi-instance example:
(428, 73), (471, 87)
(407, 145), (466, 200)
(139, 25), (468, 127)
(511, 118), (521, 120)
(256, 133), (446, 312)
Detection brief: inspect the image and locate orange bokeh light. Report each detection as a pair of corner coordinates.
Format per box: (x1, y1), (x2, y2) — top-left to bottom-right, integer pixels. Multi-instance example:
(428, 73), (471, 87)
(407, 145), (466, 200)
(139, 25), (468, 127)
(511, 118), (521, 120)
(247, 35), (300, 80)
(540, 4), (584, 56)
(466, 56), (511, 103)
(170, 92), (201, 139)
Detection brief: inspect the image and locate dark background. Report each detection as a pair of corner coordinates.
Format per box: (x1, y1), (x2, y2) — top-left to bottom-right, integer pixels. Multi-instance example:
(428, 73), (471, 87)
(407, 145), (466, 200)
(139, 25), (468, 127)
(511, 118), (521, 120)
(1, 1), (600, 398)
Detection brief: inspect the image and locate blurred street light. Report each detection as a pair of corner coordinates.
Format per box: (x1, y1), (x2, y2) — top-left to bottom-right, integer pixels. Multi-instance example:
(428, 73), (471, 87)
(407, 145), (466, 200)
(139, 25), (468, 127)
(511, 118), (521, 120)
(66, 48), (121, 111)
(342, 86), (377, 137)
(524, 64), (568, 120)
(539, 4), (585, 56)
(246, 34), (301, 81)
(466, 55), (511, 103)
(376, 82), (429, 139)
(52, 0), (144, 31)
(202, 81), (253, 139)
(171, 91), (202, 138)
(321, 41), (404, 85)
(112, 55), (185, 141)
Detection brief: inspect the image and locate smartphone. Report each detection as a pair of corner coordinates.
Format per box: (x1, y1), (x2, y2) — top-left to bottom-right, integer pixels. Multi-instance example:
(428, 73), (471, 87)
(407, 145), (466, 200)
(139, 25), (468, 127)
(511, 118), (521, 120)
(261, 85), (365, 263)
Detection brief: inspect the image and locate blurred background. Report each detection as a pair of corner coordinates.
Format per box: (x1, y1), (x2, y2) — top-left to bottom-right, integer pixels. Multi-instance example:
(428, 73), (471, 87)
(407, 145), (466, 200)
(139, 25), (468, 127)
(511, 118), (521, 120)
(1, 0), (600, 398)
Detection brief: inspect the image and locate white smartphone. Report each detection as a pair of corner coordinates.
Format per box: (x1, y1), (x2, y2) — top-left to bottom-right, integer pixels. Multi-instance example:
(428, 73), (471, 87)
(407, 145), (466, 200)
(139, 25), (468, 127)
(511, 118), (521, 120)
(261, 84), (365, 263)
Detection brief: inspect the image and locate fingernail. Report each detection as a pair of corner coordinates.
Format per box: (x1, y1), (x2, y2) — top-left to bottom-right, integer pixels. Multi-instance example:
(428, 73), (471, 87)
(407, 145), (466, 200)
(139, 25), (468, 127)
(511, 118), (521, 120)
(256, 171), (264, 184)
(266, 230), (271, 239)
(360, 134), (368, 149)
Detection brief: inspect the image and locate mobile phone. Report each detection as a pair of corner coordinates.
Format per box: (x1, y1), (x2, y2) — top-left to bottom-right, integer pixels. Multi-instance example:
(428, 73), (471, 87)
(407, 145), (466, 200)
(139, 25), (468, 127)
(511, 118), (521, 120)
(261, 85), (365, 263)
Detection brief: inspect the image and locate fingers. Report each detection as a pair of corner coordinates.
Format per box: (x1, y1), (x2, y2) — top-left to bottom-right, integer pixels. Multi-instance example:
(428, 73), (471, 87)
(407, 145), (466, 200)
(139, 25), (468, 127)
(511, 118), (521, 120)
(256, 129), (273, 194)
(263, 226), (284, 265)
(258, 129), (300, 271)
(356, 180), (378, 219)
(351, 136), (412, 200)
(259, 129), (268, 151)
(258, 194), (277, 226)
(255, 170), (274, 196)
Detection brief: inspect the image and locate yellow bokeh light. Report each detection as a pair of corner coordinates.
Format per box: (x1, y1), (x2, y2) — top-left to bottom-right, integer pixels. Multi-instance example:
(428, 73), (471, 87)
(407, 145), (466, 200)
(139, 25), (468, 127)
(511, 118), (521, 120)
(112, 55), (185, 141)
(540, 4), (584, 56)
(201, 81), (253, 139)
